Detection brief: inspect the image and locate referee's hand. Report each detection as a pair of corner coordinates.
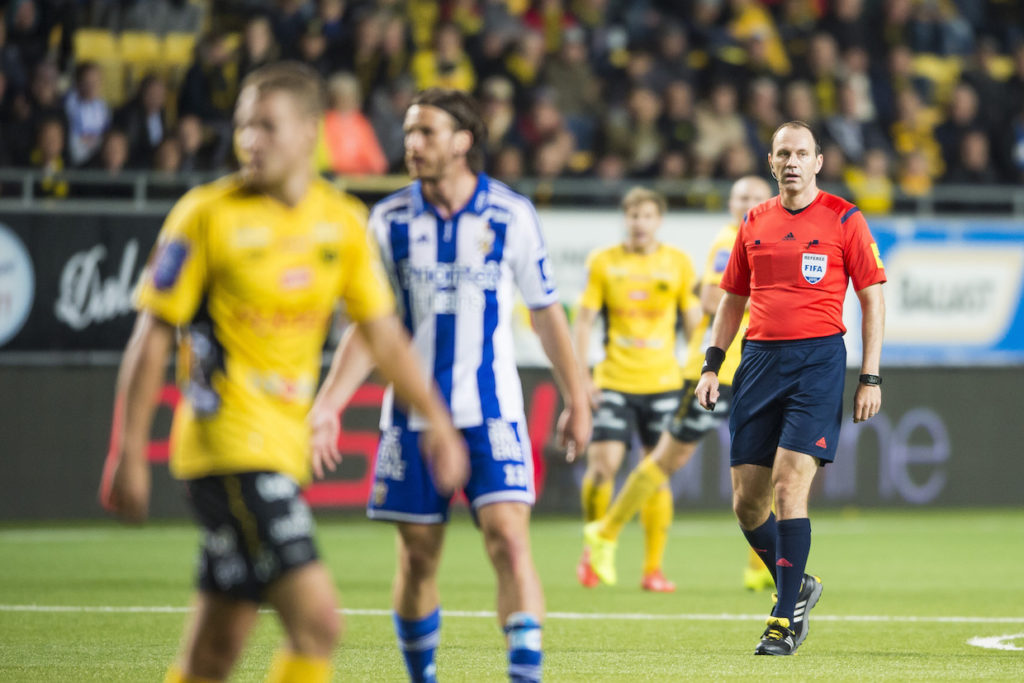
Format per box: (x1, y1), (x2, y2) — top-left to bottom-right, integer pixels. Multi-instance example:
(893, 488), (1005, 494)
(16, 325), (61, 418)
(695, 372), (720, 412)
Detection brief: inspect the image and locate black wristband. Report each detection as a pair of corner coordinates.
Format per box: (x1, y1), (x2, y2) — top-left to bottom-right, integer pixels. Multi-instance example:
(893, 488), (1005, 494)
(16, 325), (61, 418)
(859, 374), (882, 386)
(701, 346), (726, 375)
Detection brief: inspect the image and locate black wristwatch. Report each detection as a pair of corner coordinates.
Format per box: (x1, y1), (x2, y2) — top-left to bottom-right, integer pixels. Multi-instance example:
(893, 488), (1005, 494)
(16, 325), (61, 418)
(859, 374), (882, 386)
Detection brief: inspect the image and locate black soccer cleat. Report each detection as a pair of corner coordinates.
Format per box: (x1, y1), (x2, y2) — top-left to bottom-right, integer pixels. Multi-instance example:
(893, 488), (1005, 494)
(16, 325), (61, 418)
(790, 573), (823, 649)
(754, 617), (796, 655)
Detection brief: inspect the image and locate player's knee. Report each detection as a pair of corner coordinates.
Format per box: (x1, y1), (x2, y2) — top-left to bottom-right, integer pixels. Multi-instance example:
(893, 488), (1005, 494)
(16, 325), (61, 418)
(398, 537), (442, 582)
(482, 522), (529, 572)
(732, 492), (767, 529)
(657, 440), (695, 473)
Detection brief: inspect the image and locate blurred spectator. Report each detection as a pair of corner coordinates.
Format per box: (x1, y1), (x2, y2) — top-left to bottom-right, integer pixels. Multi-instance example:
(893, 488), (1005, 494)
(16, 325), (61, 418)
(819, 0), (868, 52)
(178, 32), (239, 125)
(655, 23), (694, 85)
(898, 149), (933, 197)
(491, 145), (525, 185)
(175, 113), (213, 172)
(30, 116), (68, 198)
(239, 15), (280, 79)
(1008, 109), (1024, 183)
(368, 75), (416, 171)
(961, 36), (1010, 133)
(776, 0), (819, 67)
(532, 131), (574, 180)
(805, 32), (842, 117)
(720, 142), (757, 180)
(270, 0), (315, 59)
(345, 11), (385, 97)
(782, 80), (821, 133)
(4, 59), (63, 165)
(0, 15), (27, 92)
(728, 0), (791, 78)
(870, 0), (912, 61)
(6, 0), (49, 72)
(410, 21), (475, 92)
(841, 46), (876, 122)
(114, 74), (168, 169)
(907, 0), (973, 56)
(64, 61), (111, 167)
(944, 129), (998, 184)
(118, 0), (204, 34)
(317, 0), (353, 53)
(478, 76), (522, 159)
(843, 147), (893, 214)
(817, 141), (849, 194)
(152, 136), (182, 174)
(934, 81), (981, 172)
(297, 20), (333, 76)
(657, 149), (690, 181)
(693, 82), (747, 177)
(823, 80), (888, 166)
(873, 44), (933, 128)
(746, 77), (784, 160)
(890, 88), (943, 179)
(98, 128), (130, 173)
(660, 79), (698, 154)
(370, 12), (411, 94)
(523, 0), (578, 55)
(319, 72), (387, 176)
(542, 27), (600, 149)
(593, 152), (627, 183)
(447, 0), (484, 40)
(503, 29), (546, 104)
(178, 32), (238, 167)
(602, 86), (664, 177)
(75, 127), (134, 198)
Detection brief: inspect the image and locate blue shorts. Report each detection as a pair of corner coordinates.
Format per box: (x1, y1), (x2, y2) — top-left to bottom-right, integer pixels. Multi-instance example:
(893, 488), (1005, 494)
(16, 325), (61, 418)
(367, 418), (534, 524)
(729, 335), (846, 467)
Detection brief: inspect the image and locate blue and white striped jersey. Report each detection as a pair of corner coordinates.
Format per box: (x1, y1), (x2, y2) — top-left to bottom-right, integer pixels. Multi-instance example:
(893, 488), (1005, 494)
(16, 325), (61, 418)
(369, 174), (559, 430)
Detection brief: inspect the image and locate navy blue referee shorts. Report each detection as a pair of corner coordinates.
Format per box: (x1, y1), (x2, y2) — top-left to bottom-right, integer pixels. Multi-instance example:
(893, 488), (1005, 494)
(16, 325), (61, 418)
(729, 334), (846, 467)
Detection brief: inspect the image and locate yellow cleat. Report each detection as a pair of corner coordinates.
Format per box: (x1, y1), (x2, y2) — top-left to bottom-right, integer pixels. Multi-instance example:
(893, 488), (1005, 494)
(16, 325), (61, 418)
(583, 521), (618, 586)
(744, 566), (775, 592)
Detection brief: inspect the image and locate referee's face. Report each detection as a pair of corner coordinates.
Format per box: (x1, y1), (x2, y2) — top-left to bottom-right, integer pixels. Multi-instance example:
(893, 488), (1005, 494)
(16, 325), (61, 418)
(769, 126), (823, 196)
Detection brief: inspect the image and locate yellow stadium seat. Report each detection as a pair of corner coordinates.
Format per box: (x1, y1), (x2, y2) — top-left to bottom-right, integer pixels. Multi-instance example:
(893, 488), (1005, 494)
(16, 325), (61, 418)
(73, 28), (124, 105)
(120, 31), (162, 96)
(73, 28), (117, 62)
(162, 32), (197, 67)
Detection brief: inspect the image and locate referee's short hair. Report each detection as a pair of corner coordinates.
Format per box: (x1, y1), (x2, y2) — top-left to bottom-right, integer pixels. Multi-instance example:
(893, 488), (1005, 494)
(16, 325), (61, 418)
(621, 187), (668, 215)
(240, 61), (327, 119)
(410, 88), (487, 173)
(769, 120), (822, 156)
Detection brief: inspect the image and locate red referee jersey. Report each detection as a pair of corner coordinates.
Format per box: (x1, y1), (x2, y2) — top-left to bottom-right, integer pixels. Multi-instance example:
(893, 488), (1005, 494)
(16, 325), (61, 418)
(720, 191), (886, 341)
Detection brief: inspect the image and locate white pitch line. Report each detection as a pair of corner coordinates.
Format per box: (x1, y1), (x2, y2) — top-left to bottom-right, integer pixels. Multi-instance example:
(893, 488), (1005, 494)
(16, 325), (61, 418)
(967, 634), (1024, 651)
(2, 604), (1024, 624)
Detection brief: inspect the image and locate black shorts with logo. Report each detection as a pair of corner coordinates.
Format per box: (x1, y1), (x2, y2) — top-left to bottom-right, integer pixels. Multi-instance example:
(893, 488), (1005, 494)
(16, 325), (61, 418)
(667, 380), (733, 443)
(185, 471), (319, 603)
(591, 389), (680, 449)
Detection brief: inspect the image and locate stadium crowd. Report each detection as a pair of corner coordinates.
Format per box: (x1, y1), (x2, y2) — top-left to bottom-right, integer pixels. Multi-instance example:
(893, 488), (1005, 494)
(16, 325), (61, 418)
(2, 0), (1023, 208)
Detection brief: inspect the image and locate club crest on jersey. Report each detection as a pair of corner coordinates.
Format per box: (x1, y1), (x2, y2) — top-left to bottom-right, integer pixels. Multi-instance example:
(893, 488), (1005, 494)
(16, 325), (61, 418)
(801, 253), (827, 284)
(479, 224), (495, 254)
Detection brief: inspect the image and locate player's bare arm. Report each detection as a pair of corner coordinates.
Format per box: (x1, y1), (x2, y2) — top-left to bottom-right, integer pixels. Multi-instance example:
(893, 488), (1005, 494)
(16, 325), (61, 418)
(99, 312), (174, 523)
(853, 282), (885, 423)
(572, 305), (601, 411)
(530, 303), (593, 462)
(309, 324), (377, 479)
(355, 314), (469, 495)
(695, 292), (748, 410)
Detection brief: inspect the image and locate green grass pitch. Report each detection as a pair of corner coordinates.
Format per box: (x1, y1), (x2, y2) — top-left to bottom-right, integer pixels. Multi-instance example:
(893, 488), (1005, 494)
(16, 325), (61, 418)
(2, 508), (1023, 681)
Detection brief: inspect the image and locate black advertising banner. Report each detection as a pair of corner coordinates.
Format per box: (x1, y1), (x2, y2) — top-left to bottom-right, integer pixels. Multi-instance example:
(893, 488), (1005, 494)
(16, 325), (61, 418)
(2, 366), (1023, 519)
(0, 212), (162, 351)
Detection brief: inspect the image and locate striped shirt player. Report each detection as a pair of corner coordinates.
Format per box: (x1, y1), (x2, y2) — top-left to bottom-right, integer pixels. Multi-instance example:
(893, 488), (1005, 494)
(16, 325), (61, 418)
(367, 173), (557, 521)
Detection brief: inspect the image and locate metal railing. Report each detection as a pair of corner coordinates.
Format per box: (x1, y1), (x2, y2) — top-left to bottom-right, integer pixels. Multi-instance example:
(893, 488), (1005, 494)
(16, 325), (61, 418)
(1, 168), (1023, 215)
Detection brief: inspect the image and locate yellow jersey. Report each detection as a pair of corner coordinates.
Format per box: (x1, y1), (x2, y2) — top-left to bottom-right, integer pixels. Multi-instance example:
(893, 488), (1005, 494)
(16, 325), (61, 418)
(681, 224), (750, 385)
(135, 175), (394, 485)
(579, 244), (698, 394)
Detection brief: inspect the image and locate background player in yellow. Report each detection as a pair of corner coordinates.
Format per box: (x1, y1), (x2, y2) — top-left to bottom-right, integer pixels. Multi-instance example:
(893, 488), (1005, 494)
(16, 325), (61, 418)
(581, 176), (774, 589)
(98, 62), (468, 683)
(574, 187), (701, 592)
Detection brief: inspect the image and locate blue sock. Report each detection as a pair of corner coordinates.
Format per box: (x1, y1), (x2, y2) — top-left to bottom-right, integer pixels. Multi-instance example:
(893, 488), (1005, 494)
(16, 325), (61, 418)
(505, 612), (543, 683)
(774, 518), (811, 622)
(394, 607), (440, 683)
(741, 512), (779, 588)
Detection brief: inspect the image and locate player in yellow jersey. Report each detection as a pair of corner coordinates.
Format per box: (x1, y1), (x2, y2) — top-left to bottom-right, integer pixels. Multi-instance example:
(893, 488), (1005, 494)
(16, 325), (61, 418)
(98, 62), (467, 683)
(581, 176), (775, 589)
(574, 187), (702, 592)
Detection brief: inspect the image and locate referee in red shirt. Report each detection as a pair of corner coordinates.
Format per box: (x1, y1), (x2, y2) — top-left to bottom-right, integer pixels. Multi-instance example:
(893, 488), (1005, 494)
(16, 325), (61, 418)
(696, 121), (886, 656)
